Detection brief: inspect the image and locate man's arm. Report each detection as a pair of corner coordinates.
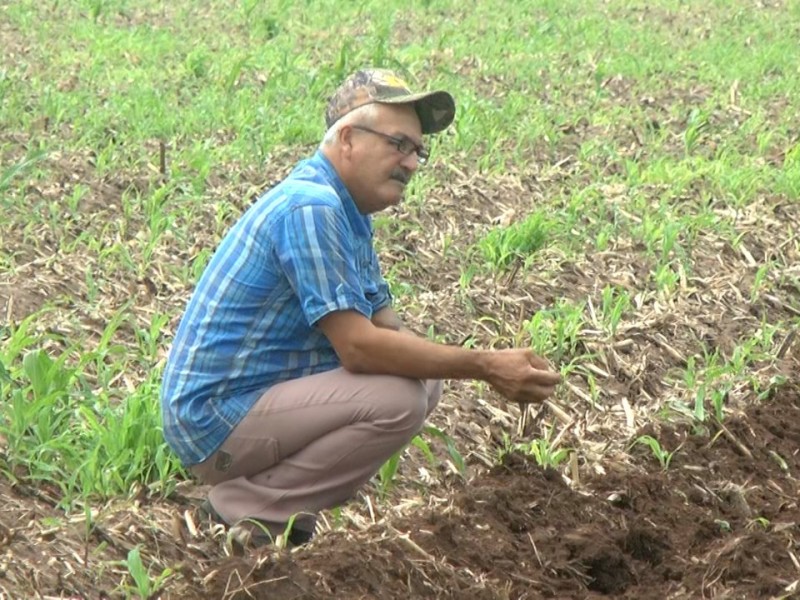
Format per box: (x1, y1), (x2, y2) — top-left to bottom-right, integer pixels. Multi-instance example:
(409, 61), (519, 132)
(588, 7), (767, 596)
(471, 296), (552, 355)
(371, 306), (414, 335)
(318, 310), (561, 404)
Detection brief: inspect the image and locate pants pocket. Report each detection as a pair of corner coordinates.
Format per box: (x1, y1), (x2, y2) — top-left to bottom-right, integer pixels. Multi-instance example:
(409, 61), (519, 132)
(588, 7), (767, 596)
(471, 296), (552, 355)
(191, 436), (280, 485)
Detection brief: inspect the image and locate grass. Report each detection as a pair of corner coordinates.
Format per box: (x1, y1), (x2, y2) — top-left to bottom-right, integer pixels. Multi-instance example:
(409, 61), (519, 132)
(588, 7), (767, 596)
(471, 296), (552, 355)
(2, 0), (799, 595)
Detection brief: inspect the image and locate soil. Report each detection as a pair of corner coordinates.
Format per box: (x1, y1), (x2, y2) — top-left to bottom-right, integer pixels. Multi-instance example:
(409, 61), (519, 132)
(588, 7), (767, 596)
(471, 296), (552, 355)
(188, 384), (800, 600)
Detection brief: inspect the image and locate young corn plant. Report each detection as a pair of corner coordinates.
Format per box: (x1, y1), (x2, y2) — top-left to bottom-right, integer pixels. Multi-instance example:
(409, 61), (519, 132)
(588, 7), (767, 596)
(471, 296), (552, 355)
(1, 339), (182, 505)
(376, 425), (465, 499)
(683, 109), (710, 155)
(630, 435), (681, 471)
(117, 546), (173, 600)
(499, 427), (570, 470)
(477, 210), (553, 271)
(599, 285), (631, 336)
(523, 299), (587, 364)
(524, 436), (570, 470)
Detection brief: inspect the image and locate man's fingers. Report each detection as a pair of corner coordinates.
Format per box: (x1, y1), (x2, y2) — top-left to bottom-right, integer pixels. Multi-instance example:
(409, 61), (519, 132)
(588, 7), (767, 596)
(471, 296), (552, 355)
(527, 352), (553, 370)
(514, 383), (558, 404)
(531, 368), (562, 385)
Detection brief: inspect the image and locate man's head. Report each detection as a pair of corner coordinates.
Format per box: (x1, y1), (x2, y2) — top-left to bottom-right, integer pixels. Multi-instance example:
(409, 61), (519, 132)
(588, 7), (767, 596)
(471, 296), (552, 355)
(321, 69), (455, 214)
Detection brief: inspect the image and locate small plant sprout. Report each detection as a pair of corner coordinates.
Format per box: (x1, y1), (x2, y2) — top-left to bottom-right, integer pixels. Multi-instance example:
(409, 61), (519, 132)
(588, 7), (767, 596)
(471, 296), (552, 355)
(710, 386), (729, 422)
(377, 426), (465, 498)
(693, 385), (707, 424)
(500, 426), (570, 470)
(477, 210), (552, 271)
(746, 517), (771, 531)
(377, 448), (402, 499)
(631, 435), (681, 471)
(525, 436), (570, 470)
(768, 450), (789, 472)
(524, 299), (587, 364)
(120, 546), (173, 599)
(683, 109), (710, 155)
(653, 262), (680, 297)
(600, 285), (631, 336)
(750, 261), (772, 302)
(715, 519), (732, 534)
(278, 514), (300, 550)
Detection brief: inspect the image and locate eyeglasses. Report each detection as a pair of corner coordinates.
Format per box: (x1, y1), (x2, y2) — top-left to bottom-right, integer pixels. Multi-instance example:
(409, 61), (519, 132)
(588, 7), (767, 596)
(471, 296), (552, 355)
(351, 125), (430, 165)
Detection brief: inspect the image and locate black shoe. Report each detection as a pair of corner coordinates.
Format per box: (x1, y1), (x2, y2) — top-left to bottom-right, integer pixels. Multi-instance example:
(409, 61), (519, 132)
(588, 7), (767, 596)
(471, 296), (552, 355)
(288, 527), (314, 546)
(197, 499), (228, 526)
(197, 499), (313, 548)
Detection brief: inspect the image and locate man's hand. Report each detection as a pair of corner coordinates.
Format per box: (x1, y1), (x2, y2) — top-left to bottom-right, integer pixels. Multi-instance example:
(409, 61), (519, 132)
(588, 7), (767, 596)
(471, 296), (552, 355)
(483, 349), (561, 404)
(318, 310), (560, 402)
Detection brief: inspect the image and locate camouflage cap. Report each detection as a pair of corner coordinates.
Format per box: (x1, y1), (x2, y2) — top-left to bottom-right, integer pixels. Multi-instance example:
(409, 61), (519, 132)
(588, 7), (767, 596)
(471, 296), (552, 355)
(325, 68), (456, 135)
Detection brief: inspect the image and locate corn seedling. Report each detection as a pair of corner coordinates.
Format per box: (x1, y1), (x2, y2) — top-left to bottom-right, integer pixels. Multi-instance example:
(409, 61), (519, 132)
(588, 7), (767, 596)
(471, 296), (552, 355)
(746, 517), (771, 531)
(477, 211), (552, 270)
(377, 449), (402, 499)
(750, 262), (773, 303)
(684, 109), (710, 155)
(377, 426), (465, 499)
(524, 299), (587, 364)
(500, 427), (570, 470)
(118, 546), (173, 600)
(599, 285), (631, 336)
(631, 435), (680, 471)
(714, 519), (732, 534)
(768, 450), (789, 472)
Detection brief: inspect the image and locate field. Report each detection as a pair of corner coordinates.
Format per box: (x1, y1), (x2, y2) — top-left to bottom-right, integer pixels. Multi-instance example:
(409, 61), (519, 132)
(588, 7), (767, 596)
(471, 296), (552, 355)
(2, 0), (800, 598)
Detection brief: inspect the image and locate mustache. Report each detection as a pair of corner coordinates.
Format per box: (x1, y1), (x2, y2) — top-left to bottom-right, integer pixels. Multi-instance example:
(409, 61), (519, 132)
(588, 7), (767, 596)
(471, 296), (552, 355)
(390, 169), (411, 185)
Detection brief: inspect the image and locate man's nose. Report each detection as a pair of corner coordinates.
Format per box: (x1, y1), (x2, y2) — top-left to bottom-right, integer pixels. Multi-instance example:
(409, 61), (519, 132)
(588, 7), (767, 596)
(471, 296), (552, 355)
(400, 152), (420, 172)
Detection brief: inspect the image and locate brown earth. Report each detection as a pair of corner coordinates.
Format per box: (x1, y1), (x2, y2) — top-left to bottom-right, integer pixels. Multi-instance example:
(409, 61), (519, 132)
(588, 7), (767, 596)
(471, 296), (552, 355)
(4, 382), (797, 599)
(192, 383), (800, 600)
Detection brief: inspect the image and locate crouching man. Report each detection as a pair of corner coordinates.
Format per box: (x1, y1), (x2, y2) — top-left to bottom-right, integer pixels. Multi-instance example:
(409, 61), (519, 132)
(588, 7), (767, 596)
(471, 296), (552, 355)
(160, 68), (561, 548)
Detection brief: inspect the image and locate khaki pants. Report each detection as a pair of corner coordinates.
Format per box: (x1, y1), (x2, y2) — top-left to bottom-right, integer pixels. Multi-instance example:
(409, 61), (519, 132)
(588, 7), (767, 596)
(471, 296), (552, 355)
(191, 368), (442, 534)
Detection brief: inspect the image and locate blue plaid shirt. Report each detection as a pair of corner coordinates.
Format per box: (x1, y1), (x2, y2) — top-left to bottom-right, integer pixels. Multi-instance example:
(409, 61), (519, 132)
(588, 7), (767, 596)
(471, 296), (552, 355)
(161, 151), (392, 466)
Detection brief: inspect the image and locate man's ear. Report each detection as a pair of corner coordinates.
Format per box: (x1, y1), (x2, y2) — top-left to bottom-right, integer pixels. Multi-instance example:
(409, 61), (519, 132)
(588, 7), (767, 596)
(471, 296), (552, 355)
(339, 125), (354, 159)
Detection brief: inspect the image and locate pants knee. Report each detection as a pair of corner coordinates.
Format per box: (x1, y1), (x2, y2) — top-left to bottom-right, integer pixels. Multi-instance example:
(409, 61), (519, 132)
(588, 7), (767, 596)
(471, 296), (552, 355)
(376, 376), (428, 434)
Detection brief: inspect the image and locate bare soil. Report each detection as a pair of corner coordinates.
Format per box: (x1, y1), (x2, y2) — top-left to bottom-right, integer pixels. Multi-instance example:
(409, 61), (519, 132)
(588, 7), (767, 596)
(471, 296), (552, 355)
(3, 383), (797, 599)
(192, 383), (800, 600)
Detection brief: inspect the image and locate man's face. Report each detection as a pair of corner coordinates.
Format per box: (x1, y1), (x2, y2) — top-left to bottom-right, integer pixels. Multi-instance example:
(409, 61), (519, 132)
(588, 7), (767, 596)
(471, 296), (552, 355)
(345, 104), (425, 214)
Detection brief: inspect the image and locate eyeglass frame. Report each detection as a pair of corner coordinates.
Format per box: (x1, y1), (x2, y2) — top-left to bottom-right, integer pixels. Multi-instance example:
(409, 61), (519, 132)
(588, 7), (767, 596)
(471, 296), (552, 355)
(350, 125), (430, 165)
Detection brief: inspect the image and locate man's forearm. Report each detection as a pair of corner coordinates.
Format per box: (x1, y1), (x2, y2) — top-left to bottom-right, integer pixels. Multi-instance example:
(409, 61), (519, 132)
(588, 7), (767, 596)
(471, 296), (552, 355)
(343, 325), (493, 381)
(318, 310), (560, 404)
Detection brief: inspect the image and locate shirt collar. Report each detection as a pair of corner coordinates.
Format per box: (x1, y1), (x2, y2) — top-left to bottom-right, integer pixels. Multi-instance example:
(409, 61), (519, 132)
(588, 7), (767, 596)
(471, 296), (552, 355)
(309, 150), (372, 238)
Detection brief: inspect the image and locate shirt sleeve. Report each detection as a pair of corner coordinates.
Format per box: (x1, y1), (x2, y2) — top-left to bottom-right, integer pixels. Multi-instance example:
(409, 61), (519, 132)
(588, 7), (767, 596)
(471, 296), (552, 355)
(272, 203), (373, 326)
(364, 244), (392, 312)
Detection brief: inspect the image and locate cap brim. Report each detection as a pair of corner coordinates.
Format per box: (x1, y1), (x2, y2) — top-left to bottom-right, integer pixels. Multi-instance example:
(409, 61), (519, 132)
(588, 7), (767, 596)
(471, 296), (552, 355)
(378, 90), (456, 134)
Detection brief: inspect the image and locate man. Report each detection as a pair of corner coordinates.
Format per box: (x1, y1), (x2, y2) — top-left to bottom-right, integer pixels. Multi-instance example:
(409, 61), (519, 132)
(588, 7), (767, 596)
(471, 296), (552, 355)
(161, 68), (561, 548)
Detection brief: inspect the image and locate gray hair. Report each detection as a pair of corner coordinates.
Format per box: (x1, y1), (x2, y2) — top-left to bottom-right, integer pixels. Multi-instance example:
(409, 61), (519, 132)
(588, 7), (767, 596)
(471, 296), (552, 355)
(320, 102), (381, 148)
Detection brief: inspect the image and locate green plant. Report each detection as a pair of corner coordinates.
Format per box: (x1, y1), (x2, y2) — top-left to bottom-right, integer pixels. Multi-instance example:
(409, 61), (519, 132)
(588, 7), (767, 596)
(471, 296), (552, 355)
(477, 211), (553, 270)
(599, 285), (631, 336)
(376, 425), (465, 498)
(684, 109), (710, 155)
(119, 546), (173, 599)
(500, 427), (570, 470)
(523, 299), (587, 364)
(631, 435), (680, 470)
